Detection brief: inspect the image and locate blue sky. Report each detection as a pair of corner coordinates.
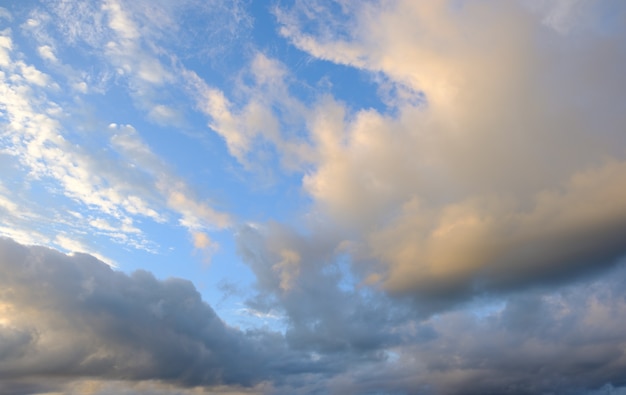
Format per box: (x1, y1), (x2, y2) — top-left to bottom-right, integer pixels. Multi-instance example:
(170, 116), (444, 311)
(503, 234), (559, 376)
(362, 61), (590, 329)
(2, 1), (626, 394)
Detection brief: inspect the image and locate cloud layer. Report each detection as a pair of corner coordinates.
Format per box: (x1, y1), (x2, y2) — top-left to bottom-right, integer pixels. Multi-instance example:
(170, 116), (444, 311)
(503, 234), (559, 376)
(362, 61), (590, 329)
(0, 237), (266, 390)
(2, 0), (626, 394)
(3, 236), (626, 394)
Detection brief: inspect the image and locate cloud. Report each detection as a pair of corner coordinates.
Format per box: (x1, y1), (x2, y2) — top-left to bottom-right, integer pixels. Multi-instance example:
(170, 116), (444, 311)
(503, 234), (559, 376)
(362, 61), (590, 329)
(272, 249), (301, 292)
(192, 232), (214, 250)
(271, 0), (626, 308)
(0, 237), (269, 391)
(3, 1), (626, 393)
(530, 0), (605, 35)
(109, 123), (231, 231)
(147, 104), (182, 125)
(54, 233), (117, 267)
(236, 223), (406, 355)
(37, 44), (57, 62)
(323, 260), (626, 395)
(42, 0), (252, 115)
(0, 7), (11, 21)
(184, 52), (314, 172)
(0, 37), (150, 219)
(0, 30), (11, 67)
(234, 223), (626, 394)
(0, 23), (231, 255)
(49, 379), (271, 395)
(192, 232), (219, 263)
(3, 234), (626, 394)
(3, 0), (237, 254)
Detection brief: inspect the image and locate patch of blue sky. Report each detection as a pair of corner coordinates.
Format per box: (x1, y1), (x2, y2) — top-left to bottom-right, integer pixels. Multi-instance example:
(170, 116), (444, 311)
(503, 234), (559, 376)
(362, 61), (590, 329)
(3, 0), (392, 324)
(249, 1), (389, 114)
(8, 21), (290, 316)
(466, 297), (507, 320)
(322, 251), (360, 293)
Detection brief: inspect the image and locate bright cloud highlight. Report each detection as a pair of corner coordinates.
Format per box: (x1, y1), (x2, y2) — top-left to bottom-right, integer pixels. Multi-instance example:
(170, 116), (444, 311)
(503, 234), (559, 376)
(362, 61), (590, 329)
(1, 1), (626, 394)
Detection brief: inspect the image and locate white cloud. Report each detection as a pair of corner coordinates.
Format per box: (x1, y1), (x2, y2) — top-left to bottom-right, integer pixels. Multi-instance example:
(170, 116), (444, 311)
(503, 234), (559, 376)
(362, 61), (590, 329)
(0, 30), (13, 67)
(99, 0), (173, 89)
(37, 44), (57, 62)
(54, 234), (116, 267)
(109, 123), (231, 231)
(0, 192), (19, 216)
(0, 225), (49, 247)
(183, 53), (314, 171)
(19, 61), (52, 86)
(147, 104), (180, 125)
(0, 29), (228, 257)
(102, 0), (139, 40)
(71, 80), (88, 92)
(168, 190), (231, 230)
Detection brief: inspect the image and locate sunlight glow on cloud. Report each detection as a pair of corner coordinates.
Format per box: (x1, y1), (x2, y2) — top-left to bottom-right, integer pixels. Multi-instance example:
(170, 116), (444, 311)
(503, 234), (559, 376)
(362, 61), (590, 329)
(1, 0), (626, 394)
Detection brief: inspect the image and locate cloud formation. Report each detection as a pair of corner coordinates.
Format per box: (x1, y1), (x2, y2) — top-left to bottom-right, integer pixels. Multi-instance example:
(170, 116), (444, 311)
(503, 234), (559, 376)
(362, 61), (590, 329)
(3, 236), (626, 394)
(0, 11), (231, 257)
(236, 222), (626, 394)
(0, 237), (268, 391)
(2, 0), (626, 393)
(272, 0), (626, 307)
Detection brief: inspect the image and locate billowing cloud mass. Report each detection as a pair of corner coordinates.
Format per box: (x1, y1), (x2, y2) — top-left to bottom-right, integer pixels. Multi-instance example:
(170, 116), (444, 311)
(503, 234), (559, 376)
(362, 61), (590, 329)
(275, 0), (626, 305)
(3, 235), (626, 395)
(0, 238), (266, 390)
(1, 0), (626, 394)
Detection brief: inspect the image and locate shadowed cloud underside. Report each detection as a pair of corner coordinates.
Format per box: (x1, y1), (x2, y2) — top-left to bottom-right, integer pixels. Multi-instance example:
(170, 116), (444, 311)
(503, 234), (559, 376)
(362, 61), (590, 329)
(1, 1), (626, 394)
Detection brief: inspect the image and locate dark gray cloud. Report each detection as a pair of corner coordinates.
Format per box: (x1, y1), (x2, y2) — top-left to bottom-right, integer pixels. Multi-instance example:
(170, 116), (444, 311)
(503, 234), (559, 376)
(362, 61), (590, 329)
(0, 237), (270, 390)
(236, 223), (411, 354)
(3, 234), (626, 395)
(331, 262), (626, 395)
(235, 223), (626, 395)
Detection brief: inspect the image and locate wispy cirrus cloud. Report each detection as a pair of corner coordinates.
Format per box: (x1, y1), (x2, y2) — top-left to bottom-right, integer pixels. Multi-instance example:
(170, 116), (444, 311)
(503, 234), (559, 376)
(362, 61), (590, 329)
(182, 52), (314, 174)
(0, 20), (230, 259)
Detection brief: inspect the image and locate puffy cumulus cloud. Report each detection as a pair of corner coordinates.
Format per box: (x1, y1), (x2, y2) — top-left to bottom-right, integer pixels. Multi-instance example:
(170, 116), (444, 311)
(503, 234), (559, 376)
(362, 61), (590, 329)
(0, 237), (277, 393)
(274, 0), (626, 307)
(365, 159), (626, 304)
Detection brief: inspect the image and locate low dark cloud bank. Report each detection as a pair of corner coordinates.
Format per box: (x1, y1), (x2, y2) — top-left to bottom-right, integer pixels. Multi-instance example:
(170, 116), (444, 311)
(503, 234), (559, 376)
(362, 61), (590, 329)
(2, 235), (626, 394)
(0, 237), (280, 393)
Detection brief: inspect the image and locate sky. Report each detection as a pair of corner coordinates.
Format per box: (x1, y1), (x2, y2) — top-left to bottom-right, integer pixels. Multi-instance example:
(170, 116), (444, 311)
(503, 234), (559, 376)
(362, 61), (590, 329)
(1, 0), (626, 394)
